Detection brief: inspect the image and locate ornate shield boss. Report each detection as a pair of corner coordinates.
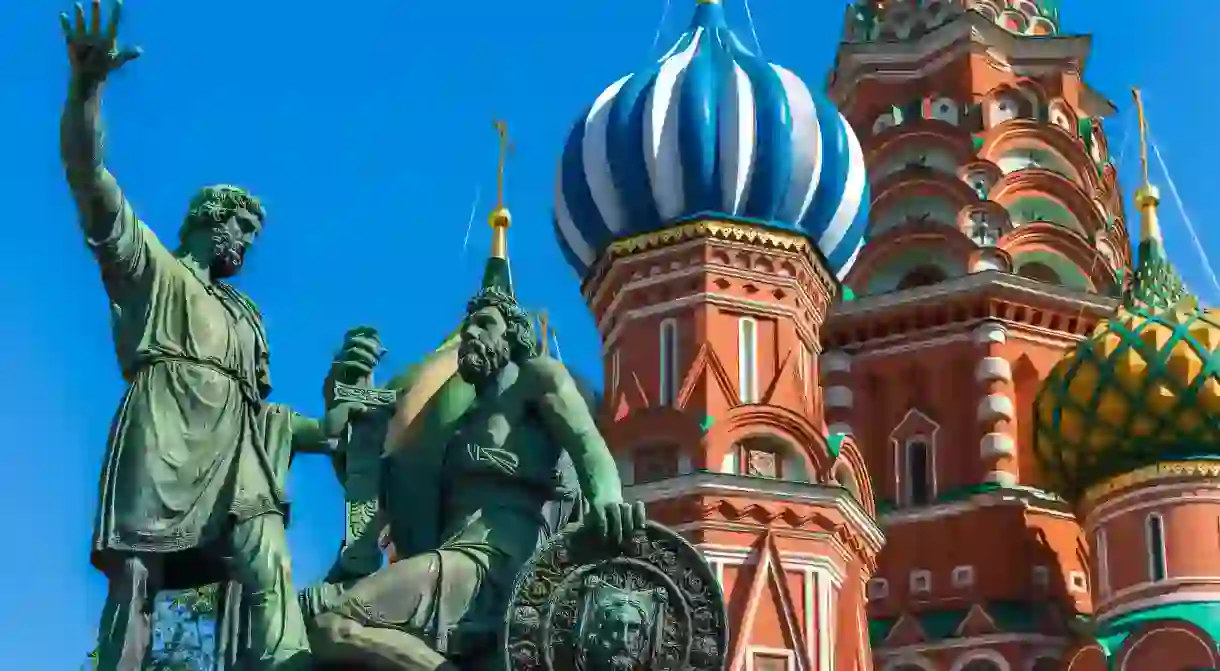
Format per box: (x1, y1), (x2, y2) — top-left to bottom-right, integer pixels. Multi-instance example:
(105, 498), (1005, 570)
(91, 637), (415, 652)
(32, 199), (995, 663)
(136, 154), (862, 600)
(504, 521), (727, 671)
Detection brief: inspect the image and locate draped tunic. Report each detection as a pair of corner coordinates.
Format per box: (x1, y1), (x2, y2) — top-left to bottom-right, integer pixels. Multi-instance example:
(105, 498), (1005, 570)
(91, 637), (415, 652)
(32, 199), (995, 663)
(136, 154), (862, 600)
(86, 200), (289, 587)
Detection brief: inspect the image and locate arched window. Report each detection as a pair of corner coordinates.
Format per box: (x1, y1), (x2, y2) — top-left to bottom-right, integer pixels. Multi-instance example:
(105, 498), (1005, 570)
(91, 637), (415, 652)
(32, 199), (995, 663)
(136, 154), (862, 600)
(658, 319), (679, 406)
(896, 265), (948, 290)
(1146, 512), (1168, 582)
(1017, 262), (1062, 285)
(904, 438), (933, 505)
(738, 317), (759, 403)
(961, 660), (1003, 671)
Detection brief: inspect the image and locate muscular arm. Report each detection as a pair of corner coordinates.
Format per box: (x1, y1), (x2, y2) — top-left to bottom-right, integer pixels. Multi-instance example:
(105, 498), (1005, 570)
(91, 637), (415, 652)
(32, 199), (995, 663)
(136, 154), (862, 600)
(61, 78), (154, 279)
(528, 357), (624, 503)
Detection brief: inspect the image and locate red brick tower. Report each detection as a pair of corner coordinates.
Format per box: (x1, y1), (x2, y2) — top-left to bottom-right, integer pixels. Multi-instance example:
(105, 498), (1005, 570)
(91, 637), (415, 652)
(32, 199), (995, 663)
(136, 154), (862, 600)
(823, 2), (1133, 669)
(552, 0), (886, 667)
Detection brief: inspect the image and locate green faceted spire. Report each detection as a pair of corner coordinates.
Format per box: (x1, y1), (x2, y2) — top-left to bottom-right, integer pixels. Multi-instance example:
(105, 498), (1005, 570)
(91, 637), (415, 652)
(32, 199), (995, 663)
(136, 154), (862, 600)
(1126, 89), (1195, 312)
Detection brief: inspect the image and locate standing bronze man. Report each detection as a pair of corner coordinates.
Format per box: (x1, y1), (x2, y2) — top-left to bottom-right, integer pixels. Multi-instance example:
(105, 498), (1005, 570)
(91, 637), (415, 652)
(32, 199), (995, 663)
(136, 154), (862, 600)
(58, 1), (370, 668)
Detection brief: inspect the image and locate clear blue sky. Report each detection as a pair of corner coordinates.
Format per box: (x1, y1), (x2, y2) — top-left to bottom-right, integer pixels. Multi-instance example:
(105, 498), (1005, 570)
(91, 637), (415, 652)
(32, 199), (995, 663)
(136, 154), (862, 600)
(0, 1), (1216, 667)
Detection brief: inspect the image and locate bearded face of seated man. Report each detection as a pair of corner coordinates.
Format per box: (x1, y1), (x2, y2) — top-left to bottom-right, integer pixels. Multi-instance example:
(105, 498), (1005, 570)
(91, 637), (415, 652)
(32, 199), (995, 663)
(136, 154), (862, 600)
(308, 287), (641, 670)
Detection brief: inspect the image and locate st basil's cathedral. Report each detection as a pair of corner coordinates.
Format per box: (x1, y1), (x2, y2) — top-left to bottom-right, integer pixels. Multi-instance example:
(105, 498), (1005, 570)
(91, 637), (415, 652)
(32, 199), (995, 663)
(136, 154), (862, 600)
(392, 1), (1220, 668)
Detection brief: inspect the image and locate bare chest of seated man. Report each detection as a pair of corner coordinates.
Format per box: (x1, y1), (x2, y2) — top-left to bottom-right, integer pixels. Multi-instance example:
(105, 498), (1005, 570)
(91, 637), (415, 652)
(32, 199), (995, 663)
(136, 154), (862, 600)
(325, 374), (577, 658)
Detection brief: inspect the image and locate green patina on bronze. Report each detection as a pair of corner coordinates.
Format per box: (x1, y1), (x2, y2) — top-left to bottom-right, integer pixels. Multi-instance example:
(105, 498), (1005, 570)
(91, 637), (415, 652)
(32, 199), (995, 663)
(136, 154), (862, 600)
(59, 3), (363, 668)
(64, 7), (722, 669)
(302, 269), (646, 669)
(1031, 195), (1219, 501)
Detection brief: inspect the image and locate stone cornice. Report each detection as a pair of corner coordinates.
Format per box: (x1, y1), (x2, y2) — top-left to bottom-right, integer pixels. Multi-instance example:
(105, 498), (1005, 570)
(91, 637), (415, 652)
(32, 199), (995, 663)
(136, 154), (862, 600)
(831, 13), (1099, 106)
(829, 270), (1117, 322)
(624, 471), (886, 556)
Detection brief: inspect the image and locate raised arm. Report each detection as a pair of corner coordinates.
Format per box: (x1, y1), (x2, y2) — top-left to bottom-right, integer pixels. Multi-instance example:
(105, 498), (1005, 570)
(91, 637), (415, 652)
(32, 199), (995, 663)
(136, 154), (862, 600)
(60, 1), (148, 277)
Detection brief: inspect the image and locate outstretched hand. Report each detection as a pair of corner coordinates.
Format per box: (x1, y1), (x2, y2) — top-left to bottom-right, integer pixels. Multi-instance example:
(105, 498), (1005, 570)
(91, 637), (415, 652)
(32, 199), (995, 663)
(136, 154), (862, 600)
(60, 0), (141, 90)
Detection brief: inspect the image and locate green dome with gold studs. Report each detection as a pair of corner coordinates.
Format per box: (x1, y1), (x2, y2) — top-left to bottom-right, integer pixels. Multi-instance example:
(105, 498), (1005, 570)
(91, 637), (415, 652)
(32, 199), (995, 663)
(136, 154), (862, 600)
(1033, 186), (1220, 503)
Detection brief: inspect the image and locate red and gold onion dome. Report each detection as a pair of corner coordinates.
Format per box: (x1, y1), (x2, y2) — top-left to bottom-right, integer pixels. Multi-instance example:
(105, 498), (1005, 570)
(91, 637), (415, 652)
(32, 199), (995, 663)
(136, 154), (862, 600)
(1032, 95), (1220, 504)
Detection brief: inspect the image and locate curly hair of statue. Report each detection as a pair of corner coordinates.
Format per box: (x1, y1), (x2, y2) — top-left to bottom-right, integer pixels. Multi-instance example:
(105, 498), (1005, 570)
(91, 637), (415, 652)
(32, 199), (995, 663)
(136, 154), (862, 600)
(465, 286), (541, 361)
(178, 184), (265, 243)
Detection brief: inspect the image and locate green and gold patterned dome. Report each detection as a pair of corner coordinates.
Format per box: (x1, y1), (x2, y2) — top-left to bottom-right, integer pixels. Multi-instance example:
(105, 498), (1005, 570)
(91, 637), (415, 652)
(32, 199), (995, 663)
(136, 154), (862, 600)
(1032, 96), (1220, 502)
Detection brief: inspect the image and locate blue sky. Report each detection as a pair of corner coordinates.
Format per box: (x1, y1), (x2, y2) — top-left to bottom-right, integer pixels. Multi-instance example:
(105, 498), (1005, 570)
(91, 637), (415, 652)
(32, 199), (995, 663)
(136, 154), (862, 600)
(0, 0), (1216, 667)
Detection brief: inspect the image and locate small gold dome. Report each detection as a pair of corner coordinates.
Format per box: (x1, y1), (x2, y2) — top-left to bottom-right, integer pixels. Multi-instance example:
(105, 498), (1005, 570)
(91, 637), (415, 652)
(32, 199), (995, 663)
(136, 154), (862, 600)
(489, 206), (512, 229)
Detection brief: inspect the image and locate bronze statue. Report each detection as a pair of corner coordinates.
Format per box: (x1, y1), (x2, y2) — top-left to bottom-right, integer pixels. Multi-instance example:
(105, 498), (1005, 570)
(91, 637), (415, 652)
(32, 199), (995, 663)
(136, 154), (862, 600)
(59, 2), (362, 668)
(304, 283), (646, 670)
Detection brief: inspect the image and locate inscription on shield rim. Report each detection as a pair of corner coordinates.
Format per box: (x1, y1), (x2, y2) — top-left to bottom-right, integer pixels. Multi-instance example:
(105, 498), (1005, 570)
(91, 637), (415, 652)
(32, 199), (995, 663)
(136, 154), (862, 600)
(505, 521), (727, 671)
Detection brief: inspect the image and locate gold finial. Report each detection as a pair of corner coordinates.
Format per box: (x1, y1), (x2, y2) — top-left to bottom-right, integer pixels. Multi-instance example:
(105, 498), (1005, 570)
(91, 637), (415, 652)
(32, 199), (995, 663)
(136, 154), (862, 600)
(489, 119), (513, 258)
(1131, 88), (1162, 243)
(539, 310), (550, 356)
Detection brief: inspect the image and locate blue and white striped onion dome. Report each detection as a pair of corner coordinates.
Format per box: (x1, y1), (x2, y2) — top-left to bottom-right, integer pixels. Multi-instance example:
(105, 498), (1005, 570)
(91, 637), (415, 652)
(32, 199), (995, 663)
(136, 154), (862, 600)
(554, 0), (870, 281)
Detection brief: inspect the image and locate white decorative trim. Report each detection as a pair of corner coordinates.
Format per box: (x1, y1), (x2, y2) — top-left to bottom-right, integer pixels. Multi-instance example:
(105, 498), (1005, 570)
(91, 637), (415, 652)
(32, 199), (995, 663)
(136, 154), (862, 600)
(1087, 483), (1220, 527)
(952, 565), (976, 589)
(975, 356), (1012, 382)
(949, 647), (1012, 671)
(1068, 570), (1087, 593)
(829, 270), (1117, 321)
(1120, 626), (1218, 671)
(1097, 591), (1220, 624)
(910, 569), (932, 594)
(977, 394), (1014, 422)
(601, 292), (817, 356)
(973, 321), (1009, 345)
(877, 633), (1068, 657)
(820, 350), (853, 374)
(591, 236), (823, 328)
(824, 386), (853, 408)
(627, 473), (886, 551)
(739, 317), (760, 404)
(1098, 576), (1220, 614)
(587, 237), (709, 308)
(881, 492), (1075, 526)
(698, 544), (847, 585)
(980, 433), (1015, 458)
(867, 577), (890, 601)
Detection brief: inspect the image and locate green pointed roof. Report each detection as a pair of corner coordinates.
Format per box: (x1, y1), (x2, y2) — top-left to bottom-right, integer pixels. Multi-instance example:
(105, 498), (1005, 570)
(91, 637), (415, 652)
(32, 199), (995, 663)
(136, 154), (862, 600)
(1127, 222), (1192, 312)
